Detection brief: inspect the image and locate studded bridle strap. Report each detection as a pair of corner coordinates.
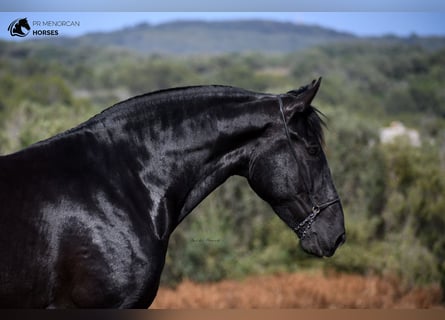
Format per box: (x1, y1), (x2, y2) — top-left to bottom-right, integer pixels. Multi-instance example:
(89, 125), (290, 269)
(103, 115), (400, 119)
(293, 198), (340, 239)
(277, 95), (339, 239)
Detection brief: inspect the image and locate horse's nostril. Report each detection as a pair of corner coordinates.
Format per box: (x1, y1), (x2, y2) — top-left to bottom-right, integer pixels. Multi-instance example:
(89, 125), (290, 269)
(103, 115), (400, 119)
(335, 233), (346, 248)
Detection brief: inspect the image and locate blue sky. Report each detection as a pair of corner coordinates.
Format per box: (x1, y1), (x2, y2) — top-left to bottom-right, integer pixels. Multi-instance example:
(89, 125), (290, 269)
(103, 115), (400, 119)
(1, 12), (445, 40)
(1, 0), (445, 11)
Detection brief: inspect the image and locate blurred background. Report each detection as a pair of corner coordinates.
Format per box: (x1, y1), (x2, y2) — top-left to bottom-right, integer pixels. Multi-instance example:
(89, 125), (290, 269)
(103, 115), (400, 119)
(0, 12), (444, 308)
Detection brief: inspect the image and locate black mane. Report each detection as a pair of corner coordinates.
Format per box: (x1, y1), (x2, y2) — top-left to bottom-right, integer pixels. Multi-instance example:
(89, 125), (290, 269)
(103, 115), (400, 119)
(115, 85), (258, 108)
(64, 84), (325, 147)
(92, 85), (260, 120)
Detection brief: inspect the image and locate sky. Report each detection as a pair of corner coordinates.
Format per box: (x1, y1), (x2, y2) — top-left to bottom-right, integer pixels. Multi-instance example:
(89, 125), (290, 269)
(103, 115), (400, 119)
(1, 0), (445, 11)
(1, 12), (445, 41)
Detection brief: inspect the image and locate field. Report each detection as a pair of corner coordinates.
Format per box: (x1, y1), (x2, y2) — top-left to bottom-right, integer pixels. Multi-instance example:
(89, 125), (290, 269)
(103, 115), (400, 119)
(152, 271), (443, 308)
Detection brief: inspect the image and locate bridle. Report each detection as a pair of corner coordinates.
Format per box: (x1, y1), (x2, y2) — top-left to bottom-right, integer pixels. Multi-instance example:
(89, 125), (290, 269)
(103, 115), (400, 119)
(277, 95), (340, 239)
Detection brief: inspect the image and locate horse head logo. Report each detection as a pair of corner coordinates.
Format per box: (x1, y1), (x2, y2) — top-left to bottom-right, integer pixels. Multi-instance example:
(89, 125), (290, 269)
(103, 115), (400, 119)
(8, 18), (31, 37)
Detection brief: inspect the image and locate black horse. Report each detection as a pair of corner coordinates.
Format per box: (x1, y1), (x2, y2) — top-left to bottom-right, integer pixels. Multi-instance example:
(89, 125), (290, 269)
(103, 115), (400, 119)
(8, 18), (31, 37)
(0, 79), (345, 308)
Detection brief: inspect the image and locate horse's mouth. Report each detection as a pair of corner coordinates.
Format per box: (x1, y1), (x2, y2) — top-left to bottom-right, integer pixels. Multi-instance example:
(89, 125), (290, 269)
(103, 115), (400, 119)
(300, 231), (345, 258)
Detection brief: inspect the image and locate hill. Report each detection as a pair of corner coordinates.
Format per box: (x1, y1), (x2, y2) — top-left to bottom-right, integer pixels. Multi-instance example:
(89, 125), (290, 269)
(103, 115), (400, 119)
(31, 19), (357, 54)
(22, 19), (445, 55)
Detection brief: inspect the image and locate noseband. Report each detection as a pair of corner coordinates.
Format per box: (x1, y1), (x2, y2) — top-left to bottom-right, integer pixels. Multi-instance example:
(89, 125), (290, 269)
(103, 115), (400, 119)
(277, 95), (339, 239)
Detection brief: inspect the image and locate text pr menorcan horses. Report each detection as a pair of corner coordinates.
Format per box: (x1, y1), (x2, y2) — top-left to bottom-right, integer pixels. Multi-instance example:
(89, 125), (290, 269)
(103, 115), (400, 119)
(0, 79), (345, 308)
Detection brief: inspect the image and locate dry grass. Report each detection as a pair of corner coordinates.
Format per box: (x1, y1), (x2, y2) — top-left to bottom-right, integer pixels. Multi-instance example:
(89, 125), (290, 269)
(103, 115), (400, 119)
(151, 271), (443, 308)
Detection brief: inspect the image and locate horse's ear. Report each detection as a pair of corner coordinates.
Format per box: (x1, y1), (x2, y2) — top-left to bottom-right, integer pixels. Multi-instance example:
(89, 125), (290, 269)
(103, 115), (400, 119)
(285, 77), (322, 114)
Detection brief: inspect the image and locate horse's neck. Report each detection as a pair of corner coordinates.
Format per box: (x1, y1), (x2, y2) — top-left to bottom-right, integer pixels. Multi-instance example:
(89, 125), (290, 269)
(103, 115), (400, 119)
(103, 93), (275, 239)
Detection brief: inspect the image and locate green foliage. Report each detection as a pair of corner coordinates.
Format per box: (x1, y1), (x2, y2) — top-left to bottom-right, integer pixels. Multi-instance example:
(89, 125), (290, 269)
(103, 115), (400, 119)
(0, 37), (445, 296)
(163, 177), (308, 286)
(381, 142), (445, 285)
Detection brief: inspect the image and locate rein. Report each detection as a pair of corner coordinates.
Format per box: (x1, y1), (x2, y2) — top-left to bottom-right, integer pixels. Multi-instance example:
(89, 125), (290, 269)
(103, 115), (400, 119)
(277, 95), (339, 239)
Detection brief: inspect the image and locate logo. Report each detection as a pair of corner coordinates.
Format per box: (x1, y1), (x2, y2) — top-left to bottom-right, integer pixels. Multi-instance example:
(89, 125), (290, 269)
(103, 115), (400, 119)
(8, 18), (31, 37)
(7, 17), (81, 38)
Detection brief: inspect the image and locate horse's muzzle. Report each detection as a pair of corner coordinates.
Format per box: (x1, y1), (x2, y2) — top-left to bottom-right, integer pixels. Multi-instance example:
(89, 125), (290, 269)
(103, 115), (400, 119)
(299, 203), (345, 257)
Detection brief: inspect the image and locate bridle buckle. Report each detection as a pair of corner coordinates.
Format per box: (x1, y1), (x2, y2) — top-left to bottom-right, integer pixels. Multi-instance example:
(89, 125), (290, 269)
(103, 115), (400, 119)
(312, 206), (320, 215)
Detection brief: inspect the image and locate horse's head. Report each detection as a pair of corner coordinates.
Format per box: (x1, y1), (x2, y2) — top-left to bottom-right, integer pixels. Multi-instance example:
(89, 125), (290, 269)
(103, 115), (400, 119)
(8, 18), (31, 37)
(248, 78), (345, 257)
(19, 18), (31, 31)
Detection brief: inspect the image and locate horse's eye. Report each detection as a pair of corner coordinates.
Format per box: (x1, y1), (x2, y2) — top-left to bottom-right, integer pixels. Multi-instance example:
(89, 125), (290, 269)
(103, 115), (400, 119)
(307, 144), (320, 156)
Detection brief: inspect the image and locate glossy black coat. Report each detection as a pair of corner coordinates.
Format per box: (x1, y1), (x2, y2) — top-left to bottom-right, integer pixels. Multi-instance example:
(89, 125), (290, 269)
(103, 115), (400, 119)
(0, 82), (345, 308)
